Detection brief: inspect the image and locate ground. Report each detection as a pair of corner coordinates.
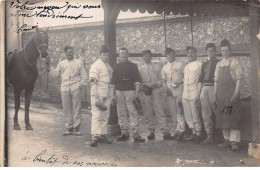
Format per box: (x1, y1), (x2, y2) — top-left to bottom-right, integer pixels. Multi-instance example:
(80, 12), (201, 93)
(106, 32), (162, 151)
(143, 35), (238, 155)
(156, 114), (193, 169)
(6, 99), (260, 167)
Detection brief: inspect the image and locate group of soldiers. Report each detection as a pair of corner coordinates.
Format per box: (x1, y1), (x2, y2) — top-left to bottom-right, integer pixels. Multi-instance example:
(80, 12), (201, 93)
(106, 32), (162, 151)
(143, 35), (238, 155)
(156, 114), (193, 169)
(51, 39), (243, 151)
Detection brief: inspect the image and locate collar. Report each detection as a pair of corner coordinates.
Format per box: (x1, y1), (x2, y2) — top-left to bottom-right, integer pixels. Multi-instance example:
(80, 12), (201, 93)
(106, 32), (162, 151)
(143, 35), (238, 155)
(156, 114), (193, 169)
(208, 57), (217, 61)
(189, 59), (197, 63)
(222, 57), (231, 62)
(66, 58), (75, 62)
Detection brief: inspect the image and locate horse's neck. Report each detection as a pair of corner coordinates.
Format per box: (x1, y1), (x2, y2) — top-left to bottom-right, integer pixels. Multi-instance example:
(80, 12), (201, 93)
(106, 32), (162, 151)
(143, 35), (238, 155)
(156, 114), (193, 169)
(24, 37), (39, 65)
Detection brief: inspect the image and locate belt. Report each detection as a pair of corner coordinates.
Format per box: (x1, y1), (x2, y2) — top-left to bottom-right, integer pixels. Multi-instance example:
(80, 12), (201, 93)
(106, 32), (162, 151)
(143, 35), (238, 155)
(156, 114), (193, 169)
(203, 83), (214, 86)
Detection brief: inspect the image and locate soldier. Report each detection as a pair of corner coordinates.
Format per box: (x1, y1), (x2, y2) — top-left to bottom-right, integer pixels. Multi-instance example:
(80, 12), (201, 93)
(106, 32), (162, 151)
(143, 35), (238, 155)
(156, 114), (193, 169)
(198, 43), (220, 144)
(89, 45), (113, 147)
(182, 46), (203, 143)
(161, 48), (186, 141)
(139, 49), (176, 140)
(110, 47), (145, 143)
(50, 45), (87, 136)
(214, 39), (243, 151)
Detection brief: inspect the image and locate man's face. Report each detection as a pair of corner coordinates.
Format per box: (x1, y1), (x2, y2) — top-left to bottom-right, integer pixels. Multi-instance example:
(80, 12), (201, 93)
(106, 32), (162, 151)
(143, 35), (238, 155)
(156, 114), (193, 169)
(100, 53), (109, 63)
(166, 51), (175, 63)
(142, 54), (152, 64)
(187, 49), (197, 62)
(206, 47), (216, 59)
(65, 48), (74, 60)
(221, 46), (231, 59)
(119, 49), (129, 62)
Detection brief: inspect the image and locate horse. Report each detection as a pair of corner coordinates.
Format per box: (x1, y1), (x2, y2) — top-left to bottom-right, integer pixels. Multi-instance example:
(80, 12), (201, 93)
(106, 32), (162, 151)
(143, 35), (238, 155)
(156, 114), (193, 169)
(7, 26), (49, 130)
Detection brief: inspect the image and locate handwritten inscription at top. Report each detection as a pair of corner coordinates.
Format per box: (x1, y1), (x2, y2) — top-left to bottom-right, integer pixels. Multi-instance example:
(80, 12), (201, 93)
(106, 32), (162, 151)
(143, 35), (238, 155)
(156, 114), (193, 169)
(9, 0), (101, 20)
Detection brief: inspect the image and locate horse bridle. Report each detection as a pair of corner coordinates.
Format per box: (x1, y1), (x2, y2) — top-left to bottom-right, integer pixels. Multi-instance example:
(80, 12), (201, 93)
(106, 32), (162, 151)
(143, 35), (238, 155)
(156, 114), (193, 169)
(23, 33), (49, 71)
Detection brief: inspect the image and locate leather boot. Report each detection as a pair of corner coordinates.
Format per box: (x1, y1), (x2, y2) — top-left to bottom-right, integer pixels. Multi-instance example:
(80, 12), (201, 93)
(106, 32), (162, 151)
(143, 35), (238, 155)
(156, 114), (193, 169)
(177, 132), (184, 141)
(133, 135), (145, 143)
(201, 136), (214, 144)
(117, 134), (129, 141)
(163, 133), (177, 140)
(90, 140), (98, 147)
(147, 132), (155, 140)
(217, 140), (231, 148)
(231, 142), (240, 151)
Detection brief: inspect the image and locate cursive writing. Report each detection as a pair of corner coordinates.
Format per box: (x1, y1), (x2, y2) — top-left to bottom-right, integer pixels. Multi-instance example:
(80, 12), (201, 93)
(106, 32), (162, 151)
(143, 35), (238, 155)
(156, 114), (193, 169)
(33, 150), (61, 166)
(21, 149), (119, 167)
(17, 23), (38, 33)
(221, 105), (233, 115)
(9, 0), (98, 20)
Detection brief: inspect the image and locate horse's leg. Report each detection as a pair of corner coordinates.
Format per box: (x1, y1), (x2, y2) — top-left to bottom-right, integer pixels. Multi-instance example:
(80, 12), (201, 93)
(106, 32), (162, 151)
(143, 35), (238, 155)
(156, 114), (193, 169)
(13, 88), (21, 130)
(24, 86), (34, 130)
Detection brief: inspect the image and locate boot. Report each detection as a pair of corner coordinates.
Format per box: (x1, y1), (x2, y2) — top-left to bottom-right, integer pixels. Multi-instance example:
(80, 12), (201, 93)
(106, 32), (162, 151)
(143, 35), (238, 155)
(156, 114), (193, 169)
(177, 132), (184, 141)
(184, 134), (196, 141)
(133, 135), (145, 143)
(163, 133), (177, 140)
(90, 139), (98, 147)
(195, 135), (203, 144)
(217, 140), (231, 148)
(147, 132), (155, 140)
(231, 142), (240, 151)
(63, 129), (73, 136)
(102, 136), (113, 144)
(73, 129), (82, 136)
(201, 136), (214, 144)
(117, 134), (129, 141)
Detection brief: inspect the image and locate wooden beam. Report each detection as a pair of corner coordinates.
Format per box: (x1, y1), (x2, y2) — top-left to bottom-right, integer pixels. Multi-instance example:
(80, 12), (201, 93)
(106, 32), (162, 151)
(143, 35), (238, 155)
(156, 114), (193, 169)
(249, 4), (260, 143)
(103, 0), (120, 68)
(102, 0), (120, 129)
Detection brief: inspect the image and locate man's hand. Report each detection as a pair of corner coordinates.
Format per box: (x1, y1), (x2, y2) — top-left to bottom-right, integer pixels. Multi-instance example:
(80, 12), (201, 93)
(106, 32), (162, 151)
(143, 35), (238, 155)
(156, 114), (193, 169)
(111, 98), (116, 106)
(111, 95), (116, 100)
(213, 95), (218, 110)
(163, 87), (172, 96)
(195, 95), (200, 106)
(230, 94), (238, 104)
(134, 92), (139, 99)
(173, 82), (183, 88)
(142, 84), (152, 96)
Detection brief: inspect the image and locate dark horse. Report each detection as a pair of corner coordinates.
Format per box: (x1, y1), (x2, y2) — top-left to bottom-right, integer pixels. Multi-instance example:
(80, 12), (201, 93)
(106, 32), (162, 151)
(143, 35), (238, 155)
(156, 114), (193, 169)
(7, 26), (49, 130)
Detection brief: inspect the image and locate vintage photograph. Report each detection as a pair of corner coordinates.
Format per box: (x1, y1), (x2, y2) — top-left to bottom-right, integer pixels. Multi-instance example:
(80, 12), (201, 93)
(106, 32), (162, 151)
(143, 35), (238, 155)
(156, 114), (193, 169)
(2, 0), (260, 167)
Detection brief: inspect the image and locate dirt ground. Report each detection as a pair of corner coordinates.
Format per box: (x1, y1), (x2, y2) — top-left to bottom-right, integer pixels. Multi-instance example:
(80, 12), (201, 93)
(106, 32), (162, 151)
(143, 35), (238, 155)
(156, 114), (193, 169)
(6, 99), (260, 167)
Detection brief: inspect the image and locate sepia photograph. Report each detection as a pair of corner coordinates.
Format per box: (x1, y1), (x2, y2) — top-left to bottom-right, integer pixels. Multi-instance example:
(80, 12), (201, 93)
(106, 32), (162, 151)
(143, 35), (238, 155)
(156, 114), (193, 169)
(2, 0), (260, 167)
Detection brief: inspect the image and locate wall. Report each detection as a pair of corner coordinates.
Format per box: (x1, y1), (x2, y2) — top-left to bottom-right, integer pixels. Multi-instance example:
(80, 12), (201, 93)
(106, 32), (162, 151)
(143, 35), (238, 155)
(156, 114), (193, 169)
(23, 15), (251, 103)
(21, 15), (253, 141)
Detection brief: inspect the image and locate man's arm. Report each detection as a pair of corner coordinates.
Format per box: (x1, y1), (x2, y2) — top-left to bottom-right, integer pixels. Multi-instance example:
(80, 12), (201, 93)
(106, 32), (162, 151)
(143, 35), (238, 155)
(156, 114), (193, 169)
(213, 62), (220, 108)
(133, 64), (141, 98)
(49, 61), (61, 78)
(197, 63), (205, 100)
(232, 80), (241, 102)
(79, 62), (87, 86)
(160, 66), (169, 91)
(89, 63), (100, 99)
(110, 66), (117, 100)
(195, 62), (203, 102)
(231, 58), (242, 103)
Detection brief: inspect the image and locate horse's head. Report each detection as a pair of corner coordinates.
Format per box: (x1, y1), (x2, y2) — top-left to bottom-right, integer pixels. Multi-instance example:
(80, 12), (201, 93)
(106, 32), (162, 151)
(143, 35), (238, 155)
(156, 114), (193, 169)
(35, 26), (49, 58)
